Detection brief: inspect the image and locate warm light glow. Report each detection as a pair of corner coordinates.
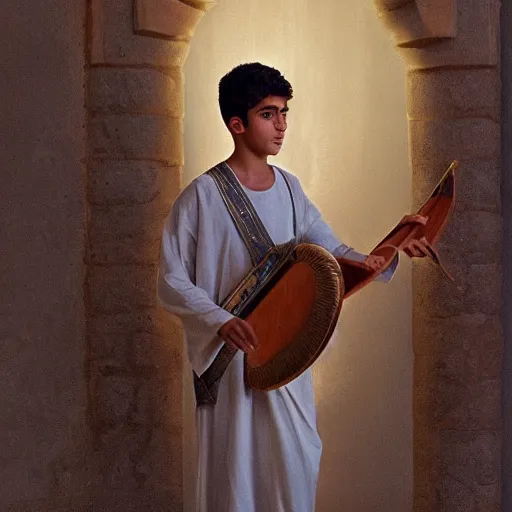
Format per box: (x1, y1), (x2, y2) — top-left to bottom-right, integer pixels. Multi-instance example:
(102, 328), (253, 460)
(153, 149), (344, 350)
(183, 1), (412, 510)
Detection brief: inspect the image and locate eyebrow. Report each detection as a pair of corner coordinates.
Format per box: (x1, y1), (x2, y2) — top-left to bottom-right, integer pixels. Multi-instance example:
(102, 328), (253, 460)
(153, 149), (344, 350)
(257, 105), (289, 113)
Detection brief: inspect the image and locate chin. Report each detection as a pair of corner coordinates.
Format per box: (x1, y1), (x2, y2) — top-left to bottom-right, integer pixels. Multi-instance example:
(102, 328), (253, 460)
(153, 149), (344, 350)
(268, 146), (281, 156)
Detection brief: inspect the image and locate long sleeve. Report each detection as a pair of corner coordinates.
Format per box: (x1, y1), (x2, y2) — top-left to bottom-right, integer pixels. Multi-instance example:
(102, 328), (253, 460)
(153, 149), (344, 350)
(157, 184), (233, 374)
(300, 189), (397, 283)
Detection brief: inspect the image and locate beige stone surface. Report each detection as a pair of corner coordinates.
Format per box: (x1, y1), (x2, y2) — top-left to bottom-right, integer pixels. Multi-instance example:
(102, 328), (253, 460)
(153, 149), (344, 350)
(413, 313), (502, 376)
(397, 0), (500, 68)
(88, 202), (170, 264)
(89, 307), (173, 338)
(409, 119), (500, 169)
(438, 431), (501, 511)
(134, 0), (206, 40)
(132, 330), (182, 370)
(89, 67), (184, 117)
(407, 68), (500, 121)
(89, 160), (180, 206)
(90, 0), (190, 66)
(93, 374), (135, 428)
(87, 265), (159, 314)
(376, 0), (457, 48)
(89, 114), (184, 164)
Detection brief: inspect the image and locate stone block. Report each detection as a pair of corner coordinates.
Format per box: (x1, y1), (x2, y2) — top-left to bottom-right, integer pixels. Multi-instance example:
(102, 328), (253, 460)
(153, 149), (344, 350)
(135, 428), (182, 497)
(89, 160), (180, 207)
(89, 67), (184, 117)
(133, 374), (182, 428)
(465, 264), (502, 315)
(89, 306), (177, 338)
(89, 236), (161, 266)
(131, 330), (182, 370)
(407, 68), (499, 121)
(413, 158), (500, 215)
(409, 119), (500, 176)
(90, 0), (190, 67)
(437, 431), (501, 512)
(88, 305), (183, 338)
(439, 430), (501, 486)
(90, 200), (170, 236)
(89, 331), (129, 368)
(441, 210), (501, 265)
(455, 159), (500, 214)
(88, 202), (171, 265)
(432, 377), (500, 430)
(89, 114), (183, 165)
(413, 314), (502, 380)
(414, 258), (500, 322)
(376, 0), (457, 49)
(87, 265), (158, 314)
(96, 424), (148, 489)
(93, 374), (135, 428)
(134, 0), (206, 40)
(396, 0), (500, 68)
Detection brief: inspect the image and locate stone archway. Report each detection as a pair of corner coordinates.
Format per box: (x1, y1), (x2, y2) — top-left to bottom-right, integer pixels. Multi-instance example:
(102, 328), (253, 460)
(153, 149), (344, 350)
(84, 0), (502, 510)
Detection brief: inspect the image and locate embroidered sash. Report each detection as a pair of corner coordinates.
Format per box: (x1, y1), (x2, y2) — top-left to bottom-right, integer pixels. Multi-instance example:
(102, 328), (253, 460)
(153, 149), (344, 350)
(193, 162), (296, 406)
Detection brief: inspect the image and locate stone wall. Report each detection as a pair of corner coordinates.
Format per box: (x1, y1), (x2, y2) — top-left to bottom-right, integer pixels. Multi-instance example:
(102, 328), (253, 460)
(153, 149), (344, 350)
(82, 0), (195, 508)
(375, 0), (503, 510)
(0, 0), (504, 510)
(0, 0), (88, 510)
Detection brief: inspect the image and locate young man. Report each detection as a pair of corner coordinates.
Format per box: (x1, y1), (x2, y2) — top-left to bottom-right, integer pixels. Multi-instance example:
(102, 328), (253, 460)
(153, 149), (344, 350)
(158, 63), (427, 511)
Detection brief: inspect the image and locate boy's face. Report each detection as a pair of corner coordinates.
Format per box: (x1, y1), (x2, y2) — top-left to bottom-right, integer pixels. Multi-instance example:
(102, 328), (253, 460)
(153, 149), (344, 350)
(230, 96), (289, 157)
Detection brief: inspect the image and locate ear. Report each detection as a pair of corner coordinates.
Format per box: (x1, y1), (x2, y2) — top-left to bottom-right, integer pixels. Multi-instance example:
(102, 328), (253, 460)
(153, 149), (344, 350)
(228, 116), (245, 135)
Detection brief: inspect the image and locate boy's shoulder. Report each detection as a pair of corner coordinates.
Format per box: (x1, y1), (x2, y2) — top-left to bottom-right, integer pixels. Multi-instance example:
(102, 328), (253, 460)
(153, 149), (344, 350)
(174, 171), (218, 206)
(272, 166), (305, 194)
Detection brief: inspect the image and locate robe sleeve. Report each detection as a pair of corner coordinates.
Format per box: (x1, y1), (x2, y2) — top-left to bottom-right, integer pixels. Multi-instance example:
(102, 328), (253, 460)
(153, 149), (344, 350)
(300, 189), (397, 283)
(157, 184), (234, 373)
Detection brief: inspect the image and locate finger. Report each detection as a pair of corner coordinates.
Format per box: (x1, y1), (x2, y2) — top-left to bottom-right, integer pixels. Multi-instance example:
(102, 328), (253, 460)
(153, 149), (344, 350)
(239, 321), (259, 348)
(364, 259), (376, 270)
(375, 256), (386, 266)
(224, 337), (240, 352)
(226, 331), (253, 352)
(402, 214), (428, 226)
(406, 242), (422, 257)
(411, 239), (430, 257)
(414, 215), (428, 225)
(232, 323), (249, 343)
(403, 247), (413, 258)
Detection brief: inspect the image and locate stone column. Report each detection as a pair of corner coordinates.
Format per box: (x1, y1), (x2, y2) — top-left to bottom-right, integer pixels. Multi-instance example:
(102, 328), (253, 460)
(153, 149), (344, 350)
(375, 1), (502, 510)
(83, 0), (213, 508)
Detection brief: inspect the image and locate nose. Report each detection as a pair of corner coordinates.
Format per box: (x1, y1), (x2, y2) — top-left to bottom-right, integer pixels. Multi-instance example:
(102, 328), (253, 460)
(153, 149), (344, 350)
(275, 114), (287, 132)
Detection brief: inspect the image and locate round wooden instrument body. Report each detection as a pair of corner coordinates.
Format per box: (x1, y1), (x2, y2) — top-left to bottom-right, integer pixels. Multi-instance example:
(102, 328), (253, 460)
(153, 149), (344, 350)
(244, 243), (344, 391)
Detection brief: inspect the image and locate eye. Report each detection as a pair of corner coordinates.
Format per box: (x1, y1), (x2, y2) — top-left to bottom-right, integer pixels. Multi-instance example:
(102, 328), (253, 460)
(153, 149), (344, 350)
(261, 111), (273, 119)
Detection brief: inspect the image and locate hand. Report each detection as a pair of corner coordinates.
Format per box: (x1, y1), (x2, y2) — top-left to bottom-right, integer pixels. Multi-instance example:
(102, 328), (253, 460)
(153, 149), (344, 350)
(218, 318), (259, 353)
(364, 254), (386, 270)
(403, 236), (431, 258)
(398, 214), (428, 227)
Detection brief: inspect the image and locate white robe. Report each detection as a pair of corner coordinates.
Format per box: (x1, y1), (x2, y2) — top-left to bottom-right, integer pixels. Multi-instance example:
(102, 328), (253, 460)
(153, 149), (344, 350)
(158, 165), (395, 512)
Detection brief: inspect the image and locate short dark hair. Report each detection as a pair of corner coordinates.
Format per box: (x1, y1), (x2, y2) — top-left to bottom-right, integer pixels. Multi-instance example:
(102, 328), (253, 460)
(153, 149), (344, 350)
(218, 63), (293, 126)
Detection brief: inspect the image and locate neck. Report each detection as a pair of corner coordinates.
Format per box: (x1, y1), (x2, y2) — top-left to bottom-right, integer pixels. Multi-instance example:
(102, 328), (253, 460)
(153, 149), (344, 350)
(225, 146), (275, 191)
(226, 146), (270, 177)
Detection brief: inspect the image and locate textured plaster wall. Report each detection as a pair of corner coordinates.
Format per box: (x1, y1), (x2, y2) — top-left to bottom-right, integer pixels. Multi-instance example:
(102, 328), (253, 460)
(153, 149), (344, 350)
(184, 2), (412, 511)
(0, 0), (87, 509)
(502, 0), (512, 509)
